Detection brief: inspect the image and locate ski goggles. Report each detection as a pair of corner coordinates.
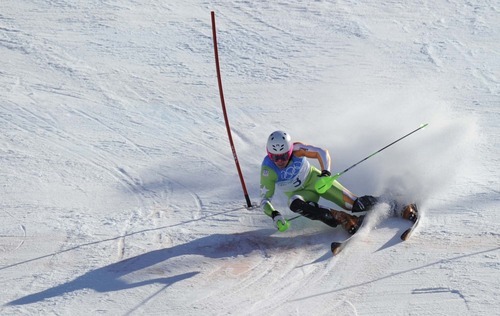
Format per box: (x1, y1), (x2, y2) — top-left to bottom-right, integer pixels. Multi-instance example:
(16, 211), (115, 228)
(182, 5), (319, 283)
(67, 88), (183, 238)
(269, 152), (291, 162)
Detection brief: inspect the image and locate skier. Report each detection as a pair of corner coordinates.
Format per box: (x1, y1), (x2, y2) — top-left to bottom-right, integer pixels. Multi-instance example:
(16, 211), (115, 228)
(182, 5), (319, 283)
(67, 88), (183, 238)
(260, 130), (417, 234)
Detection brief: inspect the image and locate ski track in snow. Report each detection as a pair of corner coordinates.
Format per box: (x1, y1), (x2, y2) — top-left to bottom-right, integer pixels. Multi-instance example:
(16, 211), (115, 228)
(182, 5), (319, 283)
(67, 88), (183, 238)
(1, 0), (499, 315)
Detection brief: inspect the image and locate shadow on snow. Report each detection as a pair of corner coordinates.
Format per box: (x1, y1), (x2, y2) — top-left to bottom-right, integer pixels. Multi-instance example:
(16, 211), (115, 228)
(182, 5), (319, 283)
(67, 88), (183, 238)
(6, 228), (329, 306)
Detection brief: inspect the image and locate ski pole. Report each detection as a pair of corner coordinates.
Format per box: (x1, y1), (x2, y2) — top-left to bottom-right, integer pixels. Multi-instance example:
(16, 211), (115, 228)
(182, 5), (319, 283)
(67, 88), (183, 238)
(315, 123), (429, 194)
(288, 215), (302, 221)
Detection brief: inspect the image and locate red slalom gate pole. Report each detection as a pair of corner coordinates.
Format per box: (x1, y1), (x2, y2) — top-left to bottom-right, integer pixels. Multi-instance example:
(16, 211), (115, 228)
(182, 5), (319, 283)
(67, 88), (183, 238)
(211, 11), (253, 208)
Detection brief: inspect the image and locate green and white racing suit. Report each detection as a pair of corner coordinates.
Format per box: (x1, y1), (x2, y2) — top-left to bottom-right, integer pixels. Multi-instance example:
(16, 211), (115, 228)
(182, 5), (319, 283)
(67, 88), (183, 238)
(260, 142), (357, 217)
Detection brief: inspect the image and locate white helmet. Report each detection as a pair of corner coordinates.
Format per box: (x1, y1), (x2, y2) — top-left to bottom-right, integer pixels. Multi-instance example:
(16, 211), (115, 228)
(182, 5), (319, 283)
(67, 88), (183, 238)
(266, 131), (293, 162)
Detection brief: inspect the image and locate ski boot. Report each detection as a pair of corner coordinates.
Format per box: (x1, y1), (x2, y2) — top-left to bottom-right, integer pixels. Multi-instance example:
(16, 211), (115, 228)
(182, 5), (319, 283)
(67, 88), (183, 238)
(352, 195), (379, 213)
(331, 210), (361, 235)
(401, 203), (418, 222)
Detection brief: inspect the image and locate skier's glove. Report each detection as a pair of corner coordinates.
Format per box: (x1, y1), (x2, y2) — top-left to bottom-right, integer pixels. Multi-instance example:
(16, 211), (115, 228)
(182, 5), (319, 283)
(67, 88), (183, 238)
(271, 211), (289, 232)
(319, 170), (331, 177)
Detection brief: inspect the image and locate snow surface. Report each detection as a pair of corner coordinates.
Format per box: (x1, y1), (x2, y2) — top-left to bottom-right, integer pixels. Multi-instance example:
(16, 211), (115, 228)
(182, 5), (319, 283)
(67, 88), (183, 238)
(1, 1), (499, 315)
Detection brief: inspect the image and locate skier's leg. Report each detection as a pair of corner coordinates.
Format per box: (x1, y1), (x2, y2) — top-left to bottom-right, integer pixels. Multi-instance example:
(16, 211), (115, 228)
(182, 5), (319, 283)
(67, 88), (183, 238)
(320, 180), (357, 210)
(321, 179), (379, 213)
(289, 195), (362, 234)
(289, 195), (338, 227)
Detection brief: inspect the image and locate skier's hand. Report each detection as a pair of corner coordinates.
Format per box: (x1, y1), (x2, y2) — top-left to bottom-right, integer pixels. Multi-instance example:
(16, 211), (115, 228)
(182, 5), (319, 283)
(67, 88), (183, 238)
(271, 211), (289, 232)
(319, 170), (331, 177)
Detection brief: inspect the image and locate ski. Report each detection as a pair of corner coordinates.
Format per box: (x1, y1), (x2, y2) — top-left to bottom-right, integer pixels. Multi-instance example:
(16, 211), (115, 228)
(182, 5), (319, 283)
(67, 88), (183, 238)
(331, 240), (350, 255)
(330, 215), (366, 256)
(330, 203), (419, 255)
(400, 209), (420, 241)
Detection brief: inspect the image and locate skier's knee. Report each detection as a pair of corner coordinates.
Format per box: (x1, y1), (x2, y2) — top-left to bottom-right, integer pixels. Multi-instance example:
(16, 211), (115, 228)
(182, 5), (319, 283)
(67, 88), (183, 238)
(352, 195), (378, 213)
(289, 195), (324, 221)
(289, 195), (306, 213)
